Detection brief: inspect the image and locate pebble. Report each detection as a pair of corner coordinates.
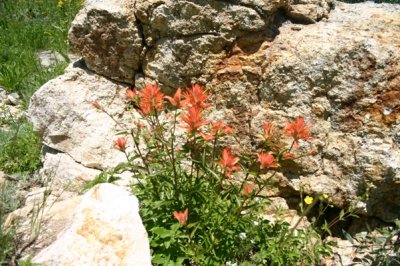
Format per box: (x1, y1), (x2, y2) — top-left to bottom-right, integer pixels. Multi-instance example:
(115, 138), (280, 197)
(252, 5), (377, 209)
(6, 92), (20, 106)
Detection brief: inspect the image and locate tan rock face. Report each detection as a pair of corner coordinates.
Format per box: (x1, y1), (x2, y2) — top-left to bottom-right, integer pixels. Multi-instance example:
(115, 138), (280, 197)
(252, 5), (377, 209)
(67, 0), (334, 86)
(28, 63), (137, 170)
(30, 0), (399, 226)
(208, 2), (400, 222)
(40, 151), (101, 192)
(32, 184), (151, 266)
(68, 0), (142, 83)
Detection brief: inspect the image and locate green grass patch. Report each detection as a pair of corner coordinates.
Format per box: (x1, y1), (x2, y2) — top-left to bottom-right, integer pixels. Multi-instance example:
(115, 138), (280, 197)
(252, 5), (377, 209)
(0, 0), (82, 104)
(0, 118), (42, 175)
(0, 181), (22, 264)
(0, 1), (81, 262)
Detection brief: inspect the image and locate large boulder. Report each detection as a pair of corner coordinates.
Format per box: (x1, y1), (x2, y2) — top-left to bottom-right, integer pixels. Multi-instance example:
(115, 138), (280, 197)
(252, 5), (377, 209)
(206, 1), (400, 222)
(67, 0), (334, 86)
(29, 62), (137, 170)
(135, 0), (334, 88)
(68, 0), (142, 83)
(29, 0), (399, 225)
(32, 183), (151, 265)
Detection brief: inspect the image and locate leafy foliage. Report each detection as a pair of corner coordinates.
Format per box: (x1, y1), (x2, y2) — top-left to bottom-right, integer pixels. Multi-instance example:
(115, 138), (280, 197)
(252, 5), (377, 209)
(98, 84), (334, 265)
(351, 220), (400, 265)
(0, 116), (42, 174)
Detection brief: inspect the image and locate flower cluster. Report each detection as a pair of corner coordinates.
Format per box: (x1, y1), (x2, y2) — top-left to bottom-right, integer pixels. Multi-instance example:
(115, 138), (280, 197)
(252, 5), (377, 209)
(92, 82), (325, 265)
(100, 82), (316, 215)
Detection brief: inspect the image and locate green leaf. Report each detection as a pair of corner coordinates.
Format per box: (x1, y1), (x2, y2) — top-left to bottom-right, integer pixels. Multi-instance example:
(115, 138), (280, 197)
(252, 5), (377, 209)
(151, 227), (173, 239)
(342, 229), (354, 244)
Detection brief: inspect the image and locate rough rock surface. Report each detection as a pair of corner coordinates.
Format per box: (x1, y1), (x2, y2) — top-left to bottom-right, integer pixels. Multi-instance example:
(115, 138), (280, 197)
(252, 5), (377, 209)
(30, 0), (399, 240)
(32, 183), (151, 265)
(136, 0), (334, 88)
(255, 2), (400, 222)
(29, 61), (137, 170)
(208, 1), (400, 222)
(68, 0), (334, 86)
(40, 150), (101, 192)
(68, 0), (143, 83)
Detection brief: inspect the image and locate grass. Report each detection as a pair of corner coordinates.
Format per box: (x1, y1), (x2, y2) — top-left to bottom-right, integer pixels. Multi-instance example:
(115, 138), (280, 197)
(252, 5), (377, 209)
(0, 117), (42, 175)
(0, 0), (82, 264)
(0, 0), (82, 105)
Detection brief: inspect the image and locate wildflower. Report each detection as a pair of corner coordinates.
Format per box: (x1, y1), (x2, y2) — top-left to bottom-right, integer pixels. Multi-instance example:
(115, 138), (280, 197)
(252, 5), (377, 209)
(239, 232), (247, 240)
(284, 117), (312, 145)
(139, 83), (165, 115)
(257, 153), (278, 169)
(57, 0), (64, 9)
(165, 87), (182, 107)
(173, 208), (188, 225)
(199, 132), (215, 142)
(307, 149), (317, 155)
(242, 182), (255, 195)
(136, 121), (146, 128)
(262, 122), (274, 141)
(304, 196), (313, 205)
(126, 88), (138, 100)
(182, 84), (212, 109)
(92, 100), (101, 110)
(199, 121), (234, 142)
(211, 121), (234, 136)
(114, 137), (127, 151)
(282, 152), (294, 160)
(180, 107), (208, 134)
(220, 147), (241, 178)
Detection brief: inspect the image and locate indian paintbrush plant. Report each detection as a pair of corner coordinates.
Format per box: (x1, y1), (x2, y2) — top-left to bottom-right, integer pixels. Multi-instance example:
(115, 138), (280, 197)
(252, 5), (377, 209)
(93, 83), (334, 265)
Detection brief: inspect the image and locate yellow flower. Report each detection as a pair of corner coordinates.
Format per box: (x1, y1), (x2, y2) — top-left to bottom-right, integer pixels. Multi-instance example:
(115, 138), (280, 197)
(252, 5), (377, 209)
(304, 196), (313, 205)
(57, 0), (64, 9)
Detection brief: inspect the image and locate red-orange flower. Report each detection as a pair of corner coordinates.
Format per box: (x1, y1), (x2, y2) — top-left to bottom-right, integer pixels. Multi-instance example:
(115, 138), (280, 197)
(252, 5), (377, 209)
(262, 122), (275, 141)
(182, 84), (211, 109)
(199, 132), (215, 142)
(199, 121), (234, 142)
(139, 83), (165, 115)
(173, 208), (188, 225)
(257, 153), (278, 169)
(307, 150), (317, 155)
(92, 100), (101, 110)
(114, 137), (128, 151)
(242, 182), (255, 195)
(180, 107), (208, 134)
(211, 121), (234, 136)
(165, 87), (182, 107)
(220, 147), (241, 178)
(126, 88), (138, 100)
(282, 152), (294, 160)
(284, 117), (312, 145)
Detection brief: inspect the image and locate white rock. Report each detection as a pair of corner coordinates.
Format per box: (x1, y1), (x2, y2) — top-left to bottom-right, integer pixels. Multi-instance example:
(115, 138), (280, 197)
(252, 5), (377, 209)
(6, 92), (20, 105)
(33, 183), (151, 266)
(40, 151), (101, 192)
(36, 50), (65, 68)
(29, 64), (137, 170)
